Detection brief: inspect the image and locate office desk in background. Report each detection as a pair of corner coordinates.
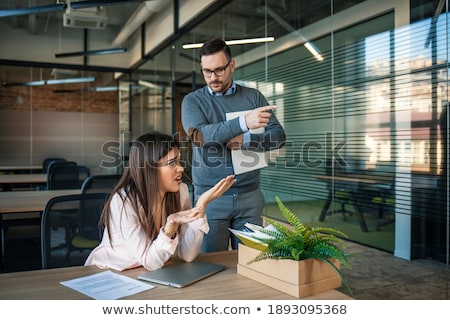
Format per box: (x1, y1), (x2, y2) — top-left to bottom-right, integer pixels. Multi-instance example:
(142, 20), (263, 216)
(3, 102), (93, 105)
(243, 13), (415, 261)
(0, 189), (81, 214)
(0, 173), (47, 184)
(314, 174), (393, 232)
(0, 173), (47, 191)
(0, 189), (83, 271)
(0, 250), (351, 300)
(0, 165), (43, 173)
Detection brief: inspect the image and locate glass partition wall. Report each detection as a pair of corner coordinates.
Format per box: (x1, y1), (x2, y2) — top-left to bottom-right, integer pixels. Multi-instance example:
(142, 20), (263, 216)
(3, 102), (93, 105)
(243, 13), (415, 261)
(1, 0), (447, 297)
(128, 0), (449, 291)
(0, 66), (119, 173)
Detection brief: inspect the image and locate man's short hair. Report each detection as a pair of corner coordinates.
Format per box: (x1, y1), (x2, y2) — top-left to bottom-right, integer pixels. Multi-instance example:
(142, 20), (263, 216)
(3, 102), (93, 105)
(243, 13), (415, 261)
(199, 38), (232, 61)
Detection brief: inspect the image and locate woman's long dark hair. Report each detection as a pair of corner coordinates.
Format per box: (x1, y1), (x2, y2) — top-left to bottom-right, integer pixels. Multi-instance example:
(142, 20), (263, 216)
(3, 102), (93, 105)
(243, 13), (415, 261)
(101, 132), (181, 243)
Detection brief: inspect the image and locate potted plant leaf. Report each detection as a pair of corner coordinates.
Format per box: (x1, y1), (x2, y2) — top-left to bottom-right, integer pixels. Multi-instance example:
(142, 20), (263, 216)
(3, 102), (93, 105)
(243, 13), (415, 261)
(236, 196), (353, 298)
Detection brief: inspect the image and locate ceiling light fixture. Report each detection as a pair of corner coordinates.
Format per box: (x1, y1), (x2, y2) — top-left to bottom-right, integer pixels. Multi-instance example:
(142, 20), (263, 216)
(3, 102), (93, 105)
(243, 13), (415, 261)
(96, 86), (118, 92)
(47, 77), (95, 85)
(55, 48), (127, 58)
(262, 6), (324, 61)
(3, 80), (46, 87)
(182, 37), (275, 49)
(304, 42), (324, 61)
(138, 80), (161, 89)
(3, 77), (95, 87)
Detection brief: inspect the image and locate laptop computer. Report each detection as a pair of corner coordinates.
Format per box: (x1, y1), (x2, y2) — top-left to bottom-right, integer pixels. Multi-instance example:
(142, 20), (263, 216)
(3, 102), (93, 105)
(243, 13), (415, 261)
(137, 260), (225, 288)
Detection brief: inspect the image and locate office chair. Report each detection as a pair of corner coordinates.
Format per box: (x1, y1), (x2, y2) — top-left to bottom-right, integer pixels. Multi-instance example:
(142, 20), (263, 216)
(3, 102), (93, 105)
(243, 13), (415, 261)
(326, 181), (356, 220)
(46, 161), (77, 189)
(42, 158), (66, 173)
(0, 160), (71, 267)
(47, 162), (90, 190)
(370, 184), (395, 231)
(0, 159), (63, 266)
(81, 174), (121, 194)
(323, 158), (356, 220)
(41, 193), (109, 269)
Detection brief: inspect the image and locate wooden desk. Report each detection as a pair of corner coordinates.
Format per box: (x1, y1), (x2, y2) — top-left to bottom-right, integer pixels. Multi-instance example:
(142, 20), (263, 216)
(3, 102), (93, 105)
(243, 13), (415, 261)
(0, 189), (83, 270)
(0, 189), (81, 214)
(314, 174), (393, 232)
(0, 173), (47, 185)
(0, 165), (42, 172)
(0, 250), (351, 300)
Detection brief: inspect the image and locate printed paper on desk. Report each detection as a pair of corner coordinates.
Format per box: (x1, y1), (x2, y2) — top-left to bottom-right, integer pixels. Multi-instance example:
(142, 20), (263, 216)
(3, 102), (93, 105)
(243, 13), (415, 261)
(60, 270), (154, 300)
(226, 110), (268, 175)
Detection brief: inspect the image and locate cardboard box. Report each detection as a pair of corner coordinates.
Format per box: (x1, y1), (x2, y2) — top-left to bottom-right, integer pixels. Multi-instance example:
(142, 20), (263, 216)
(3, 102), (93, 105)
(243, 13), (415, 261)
(237, 243), (342, 298)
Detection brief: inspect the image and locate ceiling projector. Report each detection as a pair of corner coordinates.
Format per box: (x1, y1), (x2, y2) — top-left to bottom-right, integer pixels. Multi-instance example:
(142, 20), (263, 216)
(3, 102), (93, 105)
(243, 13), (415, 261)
(63, 2), (107, 29)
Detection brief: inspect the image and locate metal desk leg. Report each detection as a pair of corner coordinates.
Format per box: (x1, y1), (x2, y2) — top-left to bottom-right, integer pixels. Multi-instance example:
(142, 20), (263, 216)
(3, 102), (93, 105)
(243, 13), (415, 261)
(351, 193), (369, 232)
(319, 190), (332, 222)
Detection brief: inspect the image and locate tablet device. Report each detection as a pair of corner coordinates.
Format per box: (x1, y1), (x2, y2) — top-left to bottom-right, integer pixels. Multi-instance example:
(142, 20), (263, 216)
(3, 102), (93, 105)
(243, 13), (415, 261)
(137, 260), (225, 288)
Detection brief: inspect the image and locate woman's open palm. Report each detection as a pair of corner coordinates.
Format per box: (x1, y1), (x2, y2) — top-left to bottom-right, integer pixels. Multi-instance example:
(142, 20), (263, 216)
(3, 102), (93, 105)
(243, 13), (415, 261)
(195, 175), (236, 210)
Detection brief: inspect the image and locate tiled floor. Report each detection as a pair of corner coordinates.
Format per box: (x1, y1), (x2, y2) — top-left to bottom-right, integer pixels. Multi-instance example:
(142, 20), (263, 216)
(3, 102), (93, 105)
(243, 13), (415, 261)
(337, 241), (450, 299)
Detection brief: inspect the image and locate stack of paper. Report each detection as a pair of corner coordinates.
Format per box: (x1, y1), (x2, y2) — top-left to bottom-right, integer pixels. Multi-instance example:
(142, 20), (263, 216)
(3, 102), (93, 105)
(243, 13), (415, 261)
(226, 110), (268, 175)
(229, 223), (279, 251)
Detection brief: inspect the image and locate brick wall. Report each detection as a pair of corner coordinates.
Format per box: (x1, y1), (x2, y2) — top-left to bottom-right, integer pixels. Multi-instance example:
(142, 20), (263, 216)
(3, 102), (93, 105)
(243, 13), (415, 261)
(0, 80), (120, 170)
(0, 85), (118, 113)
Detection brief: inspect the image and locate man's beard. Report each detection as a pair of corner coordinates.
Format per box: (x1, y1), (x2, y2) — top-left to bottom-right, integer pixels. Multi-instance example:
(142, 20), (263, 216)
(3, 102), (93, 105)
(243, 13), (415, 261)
(209, 81), (223, 91)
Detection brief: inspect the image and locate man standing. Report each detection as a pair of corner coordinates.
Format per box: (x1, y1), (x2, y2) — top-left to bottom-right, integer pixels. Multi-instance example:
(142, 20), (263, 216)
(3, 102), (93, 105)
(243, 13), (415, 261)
(181, 38), (286, 252)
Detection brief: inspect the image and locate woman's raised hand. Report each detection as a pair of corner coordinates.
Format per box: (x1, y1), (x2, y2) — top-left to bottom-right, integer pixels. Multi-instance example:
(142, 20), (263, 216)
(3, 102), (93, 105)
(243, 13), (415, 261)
(164, 206), (204, 235)
(164, 175), (235, 234)
(195, 175), (236, 209)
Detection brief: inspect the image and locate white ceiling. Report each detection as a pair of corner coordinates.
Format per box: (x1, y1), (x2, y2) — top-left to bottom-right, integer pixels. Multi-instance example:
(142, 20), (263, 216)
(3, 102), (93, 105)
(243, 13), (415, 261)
(0, 1), (172, 71)
(0, 1), (143, 31)
(1, 0), (364, 72)
(4, 0), (430, 87)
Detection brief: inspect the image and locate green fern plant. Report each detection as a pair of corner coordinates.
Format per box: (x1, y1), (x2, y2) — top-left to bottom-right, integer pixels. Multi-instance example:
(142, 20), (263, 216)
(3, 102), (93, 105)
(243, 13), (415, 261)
(248, 196), (353, 295)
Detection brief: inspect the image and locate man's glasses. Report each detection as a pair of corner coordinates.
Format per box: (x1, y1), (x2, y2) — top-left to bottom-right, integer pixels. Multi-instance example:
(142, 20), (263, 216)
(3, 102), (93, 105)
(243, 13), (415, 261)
(201, 61), (231, 78)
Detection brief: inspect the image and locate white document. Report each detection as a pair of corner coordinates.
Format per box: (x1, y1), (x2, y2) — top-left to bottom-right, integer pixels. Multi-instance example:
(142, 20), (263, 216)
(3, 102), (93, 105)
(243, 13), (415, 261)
(226, 110), (268, 175)
(60, 270), (154, 300)
(228, 223), (280, 251)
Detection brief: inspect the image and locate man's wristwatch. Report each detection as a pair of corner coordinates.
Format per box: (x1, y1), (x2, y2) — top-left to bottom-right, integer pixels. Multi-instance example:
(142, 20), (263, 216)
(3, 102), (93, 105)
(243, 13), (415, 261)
(162, 227), (177, 240)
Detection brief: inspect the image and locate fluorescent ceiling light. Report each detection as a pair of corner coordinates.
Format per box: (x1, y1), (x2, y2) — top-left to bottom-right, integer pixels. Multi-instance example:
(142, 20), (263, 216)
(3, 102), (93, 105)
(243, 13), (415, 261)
(182, 37), (275, 49)
(96, 86), (118, 92)
(3, 80), (46, 87)
(226, 37), (275, 46)
(47, 77), (95, 85)
(55, 48), (127, 58)
(304, 42), (324, 61)
(263, 6), (324, 61)
(3, 77), (95, 87)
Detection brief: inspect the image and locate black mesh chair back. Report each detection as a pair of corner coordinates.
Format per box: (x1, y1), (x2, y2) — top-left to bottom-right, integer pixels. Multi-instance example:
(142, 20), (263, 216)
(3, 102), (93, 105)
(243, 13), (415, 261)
(40, 193), (109, 269)
(77, 166), (91, 187)
(42, 158), (66, 173)
(48, 160), (77, 172)
(77, 194), (108, 240)
(47, 162), (90, 190)
(81, 174), (122, 194)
